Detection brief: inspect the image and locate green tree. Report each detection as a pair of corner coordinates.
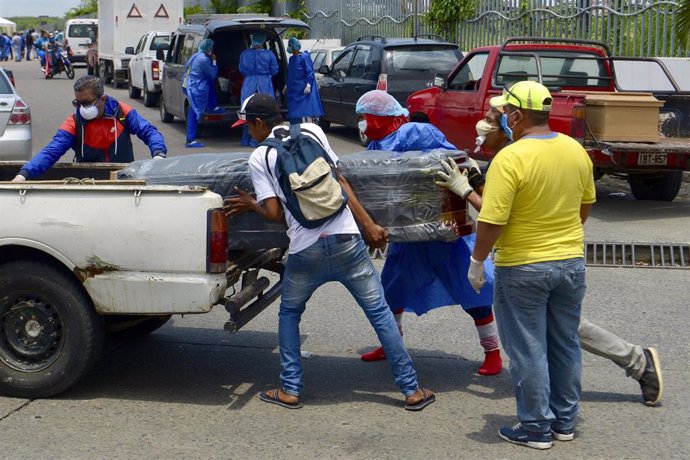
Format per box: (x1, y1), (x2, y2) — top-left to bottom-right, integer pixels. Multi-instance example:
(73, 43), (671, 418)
(65, 0), (97, 19)
(208, 0), (239, 13)
(426, 0), (476, 40)
(678, 0), (690, 51)
(238, 0), (272, 14)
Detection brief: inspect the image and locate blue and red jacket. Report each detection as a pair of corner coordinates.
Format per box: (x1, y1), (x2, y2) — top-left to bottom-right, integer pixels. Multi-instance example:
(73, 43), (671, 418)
(19, 96), (167, 179)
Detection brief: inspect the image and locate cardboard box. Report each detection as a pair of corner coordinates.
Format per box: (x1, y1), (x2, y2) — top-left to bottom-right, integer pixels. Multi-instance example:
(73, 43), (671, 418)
(582, 92), (663, 142)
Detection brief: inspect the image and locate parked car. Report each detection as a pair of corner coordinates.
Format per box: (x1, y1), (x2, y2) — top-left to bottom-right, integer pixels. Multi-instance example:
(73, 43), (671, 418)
(310, 47), (343, 82)
(64, 18), (98, 64)
(0, 67), (31, 161)
(158, 16), (309, 129)
(316, 35), (462, 145)
(127, 31), (171, 107)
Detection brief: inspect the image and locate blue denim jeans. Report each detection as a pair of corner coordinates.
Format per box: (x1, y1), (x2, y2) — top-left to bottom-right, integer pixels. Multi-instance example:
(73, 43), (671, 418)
(279, 234), (419, 397)
(493, 258), (586, 433)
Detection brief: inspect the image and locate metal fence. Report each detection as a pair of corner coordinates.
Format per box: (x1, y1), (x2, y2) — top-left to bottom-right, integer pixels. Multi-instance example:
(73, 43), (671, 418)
(302, 0), (687, 57)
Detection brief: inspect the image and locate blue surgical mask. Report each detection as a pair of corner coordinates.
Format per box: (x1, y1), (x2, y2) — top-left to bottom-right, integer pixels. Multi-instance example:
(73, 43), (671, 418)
(500, 112), (515, 141)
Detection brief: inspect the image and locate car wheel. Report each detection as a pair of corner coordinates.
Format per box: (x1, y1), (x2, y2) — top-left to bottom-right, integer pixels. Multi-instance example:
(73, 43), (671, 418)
(143, 75), (159, 107)
(159, 92), (174, 123)
(0, 260), (105, 398)
(128, 76), (141, 99)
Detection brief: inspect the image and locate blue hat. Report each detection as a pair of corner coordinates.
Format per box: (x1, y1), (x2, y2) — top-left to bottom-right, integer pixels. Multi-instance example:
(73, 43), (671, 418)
(251, 32), (266, 47)
(199, 38), (214, 53)
(287, 37), (301, 51)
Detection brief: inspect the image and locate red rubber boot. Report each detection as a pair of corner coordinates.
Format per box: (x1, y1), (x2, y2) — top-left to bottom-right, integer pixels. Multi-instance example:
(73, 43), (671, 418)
(361, 346), (386, 362)
(479, 349), (502, 376)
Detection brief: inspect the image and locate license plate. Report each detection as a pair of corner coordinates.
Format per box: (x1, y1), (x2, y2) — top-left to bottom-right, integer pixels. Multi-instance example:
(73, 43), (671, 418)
(638, 153), (667, 166)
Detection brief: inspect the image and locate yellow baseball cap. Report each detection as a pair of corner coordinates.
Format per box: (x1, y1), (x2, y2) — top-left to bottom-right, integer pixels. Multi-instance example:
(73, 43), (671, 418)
(490, 81), (553, 112)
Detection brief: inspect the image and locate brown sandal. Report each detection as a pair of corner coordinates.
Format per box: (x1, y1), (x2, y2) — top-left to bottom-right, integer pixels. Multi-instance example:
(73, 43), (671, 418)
(259, 388), (303, 409)
(404, 388), (436, 411)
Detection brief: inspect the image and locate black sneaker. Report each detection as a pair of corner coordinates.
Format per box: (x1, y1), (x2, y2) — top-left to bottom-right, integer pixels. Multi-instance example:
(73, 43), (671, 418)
(551, 427), (575, 441)
(639, 347), (663, 406)
(498, 423), (553, 449)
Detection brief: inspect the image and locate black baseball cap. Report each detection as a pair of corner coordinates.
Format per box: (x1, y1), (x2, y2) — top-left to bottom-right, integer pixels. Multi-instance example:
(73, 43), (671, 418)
(231, 93), (281, 128)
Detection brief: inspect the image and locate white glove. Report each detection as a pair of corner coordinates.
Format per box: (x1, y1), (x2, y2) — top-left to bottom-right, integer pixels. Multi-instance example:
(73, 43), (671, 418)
(303, 83), (311, 94)
(468, 256), (486, 293)
(435, 157), (473, 198)
(468, 157), (480, 172)
(11, 174), (26, 182)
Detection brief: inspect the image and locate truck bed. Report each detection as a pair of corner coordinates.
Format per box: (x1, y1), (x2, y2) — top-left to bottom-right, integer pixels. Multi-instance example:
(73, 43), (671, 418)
(587, 137), (690, 153)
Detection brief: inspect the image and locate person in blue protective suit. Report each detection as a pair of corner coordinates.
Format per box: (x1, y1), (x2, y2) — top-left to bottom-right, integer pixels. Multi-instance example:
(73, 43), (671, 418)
(356, 90), (503, 376)
(181, 38), (222, 148)
(35, 30), (49, 69)
(11, 76), (166, 182)
(238, 31), (278, 146)
(285, 37), (323, 124)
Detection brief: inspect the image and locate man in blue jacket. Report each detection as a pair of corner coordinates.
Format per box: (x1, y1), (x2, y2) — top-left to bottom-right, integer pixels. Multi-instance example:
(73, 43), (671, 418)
(12, 76), (166, 181)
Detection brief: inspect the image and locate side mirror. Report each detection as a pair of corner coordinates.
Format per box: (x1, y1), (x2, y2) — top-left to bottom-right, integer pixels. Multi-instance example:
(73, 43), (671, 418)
(433, 73), (447, 89)
(125, 46), (135, 55)
(156, 49), (165, 61)
(318, 64), (329, 75)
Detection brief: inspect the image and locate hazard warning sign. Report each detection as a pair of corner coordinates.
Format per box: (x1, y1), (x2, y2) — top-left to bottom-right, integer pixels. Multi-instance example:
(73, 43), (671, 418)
(127, 3), (143, 18)
(154, 4), (170, 18)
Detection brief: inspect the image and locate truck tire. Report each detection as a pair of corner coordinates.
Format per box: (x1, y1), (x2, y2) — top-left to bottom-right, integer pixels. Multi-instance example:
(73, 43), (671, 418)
(128, 77), (141, 99)
(159, 91), (174, 123)
(143, 75), (159, 107)
(0, 260), (104, 398)
(628, 171), (683, 201)
(105, 315), (172, 339)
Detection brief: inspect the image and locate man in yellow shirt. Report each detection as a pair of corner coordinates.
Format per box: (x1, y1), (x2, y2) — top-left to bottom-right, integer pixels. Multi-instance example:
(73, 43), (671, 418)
(469, 81), (595, 449)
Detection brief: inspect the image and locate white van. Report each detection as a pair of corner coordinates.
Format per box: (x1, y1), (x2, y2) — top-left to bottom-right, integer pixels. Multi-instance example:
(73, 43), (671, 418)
(65, 18), (98, 63)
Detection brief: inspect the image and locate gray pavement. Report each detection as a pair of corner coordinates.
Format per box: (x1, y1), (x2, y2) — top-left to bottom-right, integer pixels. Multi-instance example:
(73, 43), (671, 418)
(1, 60), (689, 459)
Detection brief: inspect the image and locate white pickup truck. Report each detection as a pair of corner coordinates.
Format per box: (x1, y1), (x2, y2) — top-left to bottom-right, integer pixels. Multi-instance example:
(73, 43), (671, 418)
(127, 31), (171, 107)
(0, 163), (285, 398)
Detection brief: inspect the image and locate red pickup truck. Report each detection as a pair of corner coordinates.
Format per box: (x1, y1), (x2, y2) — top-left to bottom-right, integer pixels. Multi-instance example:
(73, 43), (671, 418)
(407, 37), (690, 201)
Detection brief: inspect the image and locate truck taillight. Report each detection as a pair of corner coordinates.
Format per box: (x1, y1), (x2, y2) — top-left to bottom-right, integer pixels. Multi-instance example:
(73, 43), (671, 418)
(571, 104), (585, 144)
(207, 209), (228, 273)
(152, 60), (160, 81)
(9, 99), (31, 125)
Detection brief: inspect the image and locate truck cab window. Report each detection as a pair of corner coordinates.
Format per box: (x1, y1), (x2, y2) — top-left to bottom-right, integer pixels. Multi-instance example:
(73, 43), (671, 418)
(449, 52), (488, 91)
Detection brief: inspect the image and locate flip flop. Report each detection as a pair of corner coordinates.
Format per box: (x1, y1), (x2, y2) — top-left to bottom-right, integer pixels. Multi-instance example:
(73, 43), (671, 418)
(185, 140), (205, 148)
(404, 388), (436, 411)
(259, 389), (303, 409)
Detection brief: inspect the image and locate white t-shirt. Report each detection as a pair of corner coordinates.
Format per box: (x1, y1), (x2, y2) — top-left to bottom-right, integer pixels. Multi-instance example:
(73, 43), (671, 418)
(247, 123), (360, 254)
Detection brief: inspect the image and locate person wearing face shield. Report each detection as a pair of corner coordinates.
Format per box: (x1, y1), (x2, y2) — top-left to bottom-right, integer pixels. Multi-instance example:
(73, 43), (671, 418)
(440, 94), (663, 413)
(355, 90), (504, 377)
(11, 76), (166, 182)
(238, 31), (279, 147)
(285, 37), (324, 125)
(465, 81), (596, 449)
(182, 38), (223, 148)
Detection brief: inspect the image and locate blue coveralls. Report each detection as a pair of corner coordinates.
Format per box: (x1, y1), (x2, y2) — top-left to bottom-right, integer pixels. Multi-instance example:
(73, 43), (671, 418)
(239, 47), (278, 146)
(286, 51), (323, 124)
(369, 122), (495, 319)
(182, 51), (218, 143)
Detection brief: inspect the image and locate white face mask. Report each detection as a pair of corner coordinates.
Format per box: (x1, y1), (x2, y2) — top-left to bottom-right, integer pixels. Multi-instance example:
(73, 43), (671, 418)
(358, 119), (367, 134)
(474, 135), (486, 154)
(79, 103), (100, 120)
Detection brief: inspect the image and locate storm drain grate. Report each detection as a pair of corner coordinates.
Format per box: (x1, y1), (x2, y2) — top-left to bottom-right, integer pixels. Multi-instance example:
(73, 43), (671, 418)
(585, 242), (690, 269)
(370, 242), (690, 269)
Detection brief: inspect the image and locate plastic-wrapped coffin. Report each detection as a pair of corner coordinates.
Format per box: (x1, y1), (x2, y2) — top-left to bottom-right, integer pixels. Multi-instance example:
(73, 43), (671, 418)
(118, 149), (471, 249)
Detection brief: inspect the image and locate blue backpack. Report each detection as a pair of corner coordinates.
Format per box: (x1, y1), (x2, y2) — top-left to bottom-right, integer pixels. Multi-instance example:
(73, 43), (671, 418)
(261, 124), (349, 228)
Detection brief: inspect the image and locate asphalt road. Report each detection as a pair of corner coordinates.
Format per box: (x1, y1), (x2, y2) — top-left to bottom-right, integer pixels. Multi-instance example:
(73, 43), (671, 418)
(1, 60), (689, 459)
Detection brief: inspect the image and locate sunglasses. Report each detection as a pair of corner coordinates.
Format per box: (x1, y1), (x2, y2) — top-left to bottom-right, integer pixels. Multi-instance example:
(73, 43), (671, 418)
(72, 96), (101, 109)
(502, 85), (523, 110)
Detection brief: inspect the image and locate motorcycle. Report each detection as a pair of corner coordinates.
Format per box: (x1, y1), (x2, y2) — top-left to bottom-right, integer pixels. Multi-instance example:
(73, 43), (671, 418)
(44, 45), (75, 80)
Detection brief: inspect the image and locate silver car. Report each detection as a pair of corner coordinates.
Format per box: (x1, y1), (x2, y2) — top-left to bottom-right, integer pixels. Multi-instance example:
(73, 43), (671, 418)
(0, 68), (32, 161)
